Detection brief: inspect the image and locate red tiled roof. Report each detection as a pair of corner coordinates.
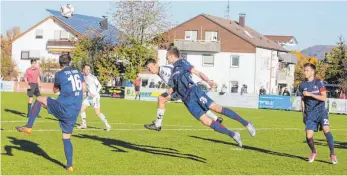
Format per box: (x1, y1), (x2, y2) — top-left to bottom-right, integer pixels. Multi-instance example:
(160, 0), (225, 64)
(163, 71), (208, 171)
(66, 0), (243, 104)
(264, 35), (295, 43)
(201, 14), (288, 52)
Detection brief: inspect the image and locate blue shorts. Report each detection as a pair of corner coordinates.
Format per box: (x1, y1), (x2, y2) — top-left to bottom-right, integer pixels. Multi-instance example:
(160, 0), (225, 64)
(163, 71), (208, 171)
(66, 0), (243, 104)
(47, 97), (79, 134)
(183, 86), (214, 120)
(305, 111), (329, 132)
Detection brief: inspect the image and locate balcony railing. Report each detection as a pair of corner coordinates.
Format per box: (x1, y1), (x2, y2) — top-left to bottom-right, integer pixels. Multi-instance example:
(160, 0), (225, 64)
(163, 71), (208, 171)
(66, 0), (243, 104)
(174, 39), (221, 52)
(278, 53), (297, 64)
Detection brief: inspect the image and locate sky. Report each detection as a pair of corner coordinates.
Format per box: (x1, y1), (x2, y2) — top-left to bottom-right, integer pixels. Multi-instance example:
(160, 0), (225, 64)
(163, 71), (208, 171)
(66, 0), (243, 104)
(1, 1), (347, 51)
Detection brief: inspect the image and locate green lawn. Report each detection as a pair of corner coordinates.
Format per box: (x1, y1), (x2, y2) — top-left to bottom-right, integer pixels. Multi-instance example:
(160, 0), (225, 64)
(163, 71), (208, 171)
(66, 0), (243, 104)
(1, 92), (347, 175)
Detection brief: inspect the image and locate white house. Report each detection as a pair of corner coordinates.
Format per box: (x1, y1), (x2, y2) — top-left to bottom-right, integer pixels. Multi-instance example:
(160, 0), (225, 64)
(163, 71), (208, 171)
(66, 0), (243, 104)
(157, 13), (297, 94)
(12, 9), (118, 77)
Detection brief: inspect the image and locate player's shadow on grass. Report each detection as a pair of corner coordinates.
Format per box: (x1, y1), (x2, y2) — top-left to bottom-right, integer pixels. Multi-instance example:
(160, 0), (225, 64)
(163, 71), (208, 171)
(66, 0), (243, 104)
(4, 108), (43, 119)
(4, 108), (27, 117)
(190, 136), (331, 164)
(307, 139), (347, 150)
(74, 134), (206, 163)
(2, 137), (65, 168)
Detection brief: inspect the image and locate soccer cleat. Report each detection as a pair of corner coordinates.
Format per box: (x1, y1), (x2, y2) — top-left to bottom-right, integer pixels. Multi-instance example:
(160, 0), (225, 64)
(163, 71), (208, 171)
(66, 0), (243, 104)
(15, 126), (32, 134)
(330, 154), (338, 165)
(232, 132), (242, 147)
(246, 121), (256, 137)
(66, 166), (73, 172)
(106, 124), (111, 132)
(308, 152), (317, 163)
(144, 121), (162, 132)
(216, 117), (223, 124)
(77, 124), (87, 129)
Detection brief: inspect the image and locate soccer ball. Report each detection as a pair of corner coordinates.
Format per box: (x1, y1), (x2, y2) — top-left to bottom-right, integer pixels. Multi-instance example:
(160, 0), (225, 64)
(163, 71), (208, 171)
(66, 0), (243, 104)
(60, 4), (75, 18)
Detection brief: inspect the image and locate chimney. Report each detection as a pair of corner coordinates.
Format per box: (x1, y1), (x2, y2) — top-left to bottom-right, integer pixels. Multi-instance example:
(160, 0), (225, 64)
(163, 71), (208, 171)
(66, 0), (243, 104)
(100, 16), (108, 30)
(239, 13), (246, 27)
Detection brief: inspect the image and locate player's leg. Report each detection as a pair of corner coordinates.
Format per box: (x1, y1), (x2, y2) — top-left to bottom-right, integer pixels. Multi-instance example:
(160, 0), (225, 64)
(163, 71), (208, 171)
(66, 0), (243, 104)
(206, 110), (223, 123)
(144, 93), (170, 131)
(26, 84), (34, 117)
(16, 96), (47, 134)
(94, 96), (111, 131)
(77, 102), (89, 129)
(189, 103), (242, 147)
(209, 102), (255, 136)
(320, 115), (338, 164)
(62, 133), (74, 172)
(305, 118), (317, 163)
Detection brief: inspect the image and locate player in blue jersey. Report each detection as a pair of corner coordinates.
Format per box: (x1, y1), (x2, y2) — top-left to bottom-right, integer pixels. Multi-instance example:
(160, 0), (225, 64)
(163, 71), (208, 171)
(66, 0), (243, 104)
(15, 54), (86, 171)
(165, 45), (256, 147)
(299, 63), (338, 164)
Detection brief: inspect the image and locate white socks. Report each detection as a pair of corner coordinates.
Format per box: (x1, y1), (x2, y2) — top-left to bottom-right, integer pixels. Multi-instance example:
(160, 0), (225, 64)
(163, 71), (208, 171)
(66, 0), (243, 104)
(154, 109), (166, 127)
(81, 112), (87, 126)
(98, 113), (109, 125)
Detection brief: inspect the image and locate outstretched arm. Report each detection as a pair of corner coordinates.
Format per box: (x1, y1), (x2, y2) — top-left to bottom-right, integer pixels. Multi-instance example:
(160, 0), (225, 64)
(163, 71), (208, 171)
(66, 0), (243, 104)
(190, 68), (216, 88)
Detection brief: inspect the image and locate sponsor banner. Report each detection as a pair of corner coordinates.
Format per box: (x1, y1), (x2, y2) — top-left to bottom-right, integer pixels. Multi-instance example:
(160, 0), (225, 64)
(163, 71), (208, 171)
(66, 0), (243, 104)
(259, 95), (292, 110)
(329, 98), (347, 114)
(0, 81), (15, 92)
(100, 86), (125, 98)
(14, 82), (54, 94)
(207, 92), (258, 109)
(124, 87), (166, 101)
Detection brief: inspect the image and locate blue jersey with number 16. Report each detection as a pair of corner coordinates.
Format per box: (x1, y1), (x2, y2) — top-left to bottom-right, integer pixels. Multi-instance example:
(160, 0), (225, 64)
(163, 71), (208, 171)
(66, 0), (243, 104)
(54, 66), (84, 112)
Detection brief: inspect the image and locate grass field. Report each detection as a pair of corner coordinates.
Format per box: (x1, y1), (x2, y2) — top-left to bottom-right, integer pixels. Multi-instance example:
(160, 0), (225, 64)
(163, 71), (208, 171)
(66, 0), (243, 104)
(1, 92), (347, 175)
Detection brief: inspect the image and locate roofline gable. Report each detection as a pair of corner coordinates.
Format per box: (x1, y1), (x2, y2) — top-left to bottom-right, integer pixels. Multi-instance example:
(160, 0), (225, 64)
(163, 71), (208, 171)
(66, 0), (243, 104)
(12, 16), (83, 43)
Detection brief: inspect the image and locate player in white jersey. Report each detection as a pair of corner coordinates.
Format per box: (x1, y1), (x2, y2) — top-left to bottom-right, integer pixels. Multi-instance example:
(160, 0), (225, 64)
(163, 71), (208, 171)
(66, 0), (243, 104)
(143, 59), (223, 131)
(77, 64), (111, 131)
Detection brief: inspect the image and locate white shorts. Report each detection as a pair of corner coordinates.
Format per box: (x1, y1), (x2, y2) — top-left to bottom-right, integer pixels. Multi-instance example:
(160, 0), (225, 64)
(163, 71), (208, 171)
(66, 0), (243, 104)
(83, 96), (101, 109)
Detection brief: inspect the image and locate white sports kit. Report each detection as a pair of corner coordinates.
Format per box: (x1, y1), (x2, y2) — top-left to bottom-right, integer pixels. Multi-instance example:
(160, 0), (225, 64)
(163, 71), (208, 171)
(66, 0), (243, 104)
(83, 74), (102, 108)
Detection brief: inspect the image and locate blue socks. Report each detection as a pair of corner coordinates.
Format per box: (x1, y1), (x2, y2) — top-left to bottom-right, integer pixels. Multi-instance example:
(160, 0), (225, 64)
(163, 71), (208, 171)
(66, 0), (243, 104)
(324, 131), (335, 155)
(306, 137), (316, 153)
(63, 138), (73, 167)
(26, 100), (41, 128)
(221, 108), (249, 126)
(210, 121), (235, 137)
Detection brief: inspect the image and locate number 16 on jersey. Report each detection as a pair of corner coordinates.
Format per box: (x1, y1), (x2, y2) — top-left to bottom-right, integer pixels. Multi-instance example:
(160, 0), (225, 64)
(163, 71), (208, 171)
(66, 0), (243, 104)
(68, 74), (82, 96)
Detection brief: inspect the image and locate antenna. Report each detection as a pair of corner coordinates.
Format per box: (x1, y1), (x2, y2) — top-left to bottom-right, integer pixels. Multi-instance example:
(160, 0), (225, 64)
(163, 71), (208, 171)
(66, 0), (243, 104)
(225, 0), (230, 20)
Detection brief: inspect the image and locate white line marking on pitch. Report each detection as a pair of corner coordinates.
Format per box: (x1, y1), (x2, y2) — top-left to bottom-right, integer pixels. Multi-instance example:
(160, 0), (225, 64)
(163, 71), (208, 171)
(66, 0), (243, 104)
(1, 128), (347, 133)
(1, 121), (197, 128)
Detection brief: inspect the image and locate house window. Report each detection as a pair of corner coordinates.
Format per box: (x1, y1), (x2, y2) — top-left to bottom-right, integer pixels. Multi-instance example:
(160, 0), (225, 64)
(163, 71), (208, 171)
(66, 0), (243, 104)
(230, 55), (239, 67)
(181, 53), (187, 60)
(202, 54), (214, 67)
(21, 51), (30, 60)
(60, 31), (69, 40)
(230, 81), (239, 93)
(54, 30), (69, 40)
(54, 30), (60, 40)
(185, 31), (198, 41)
(35, 29), (43, 39)
(205, 31), (218, 41)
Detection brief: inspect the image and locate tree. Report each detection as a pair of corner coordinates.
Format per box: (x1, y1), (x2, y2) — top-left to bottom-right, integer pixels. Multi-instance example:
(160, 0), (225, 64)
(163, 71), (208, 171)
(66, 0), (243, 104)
(114, 42), (155, 80)
(111, 0), (170, 45)
(110, 1), (169, 79)
(1, 55), (19, 80)
(292, 51), (326, 88)
(39, 57), (60, 73)
(72, 36), (119, 85)
(325, 36), (347, 91)
(95, 46), (119, 85)
(71, 36), (92, 70)
(1, 27), (21, 80)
